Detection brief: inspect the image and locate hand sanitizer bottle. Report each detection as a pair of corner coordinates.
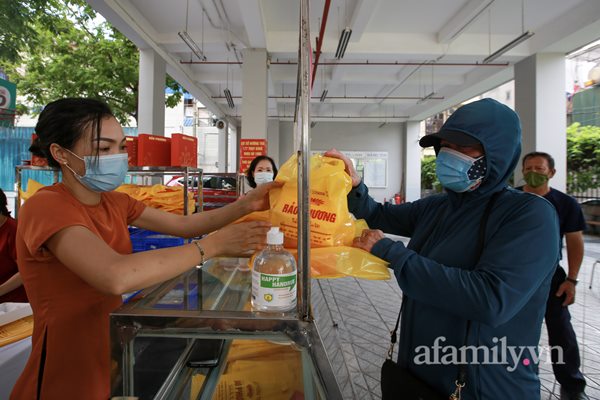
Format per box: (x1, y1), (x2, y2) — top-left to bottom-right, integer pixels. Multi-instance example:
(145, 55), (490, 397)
(251, 227), (297, 312)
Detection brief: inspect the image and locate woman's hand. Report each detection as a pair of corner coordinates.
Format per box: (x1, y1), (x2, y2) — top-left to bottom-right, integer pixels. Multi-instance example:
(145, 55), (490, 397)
(323, 148), (361, 187)
(209, 221), (272, 257)
(352, 229), (385, 253)
(240, 180), (283, 213)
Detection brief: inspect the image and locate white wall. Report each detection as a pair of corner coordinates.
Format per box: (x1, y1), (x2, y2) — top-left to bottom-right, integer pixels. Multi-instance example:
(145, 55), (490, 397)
(278, 121), (405, 202)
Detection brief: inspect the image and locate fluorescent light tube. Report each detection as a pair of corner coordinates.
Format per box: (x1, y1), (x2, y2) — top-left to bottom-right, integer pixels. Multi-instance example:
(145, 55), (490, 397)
(335, 27), (352, 59)
(482, 31), (534, 64)
(178, 31), (207, 61)
(320, 89), (328, 102)
(417, 91), (435, 104)
(224, 88), (235, 108)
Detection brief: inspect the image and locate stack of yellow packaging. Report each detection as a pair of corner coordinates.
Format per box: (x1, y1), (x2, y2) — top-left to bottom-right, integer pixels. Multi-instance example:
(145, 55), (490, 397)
(19, 179), (194, 215)
(191, 340), (304, 400)
(115, 184), (194, 215)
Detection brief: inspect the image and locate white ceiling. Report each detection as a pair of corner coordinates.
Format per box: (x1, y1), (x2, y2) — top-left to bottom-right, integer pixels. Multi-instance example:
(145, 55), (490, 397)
(86, 0), (600, 123)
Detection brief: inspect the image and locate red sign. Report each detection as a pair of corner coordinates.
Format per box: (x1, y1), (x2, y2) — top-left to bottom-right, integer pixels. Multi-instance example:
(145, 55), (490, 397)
(239, 139), (267, 172)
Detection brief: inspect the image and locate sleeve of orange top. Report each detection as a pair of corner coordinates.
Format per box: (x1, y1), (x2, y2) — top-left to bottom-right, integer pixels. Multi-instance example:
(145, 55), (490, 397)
(17, 189), (91, 260)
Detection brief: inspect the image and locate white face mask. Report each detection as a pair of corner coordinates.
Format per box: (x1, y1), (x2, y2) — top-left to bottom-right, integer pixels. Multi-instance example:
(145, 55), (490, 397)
(254, 171), (274, 185)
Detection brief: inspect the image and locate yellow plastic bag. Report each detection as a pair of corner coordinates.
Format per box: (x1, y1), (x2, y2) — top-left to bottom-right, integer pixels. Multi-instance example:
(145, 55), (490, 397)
(238, 154), (391, 281)
(247, 246), (390, 280)
(270, 154), (355, 248)
(309, 247), (390, 280)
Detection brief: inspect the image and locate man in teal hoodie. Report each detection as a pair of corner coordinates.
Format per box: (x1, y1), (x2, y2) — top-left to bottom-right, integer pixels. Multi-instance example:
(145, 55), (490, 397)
(326, 98), (559, 399)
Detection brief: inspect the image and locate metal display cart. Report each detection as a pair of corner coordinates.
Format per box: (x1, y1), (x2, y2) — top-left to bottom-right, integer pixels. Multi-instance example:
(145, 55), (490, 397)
(109, 2), (340, 398)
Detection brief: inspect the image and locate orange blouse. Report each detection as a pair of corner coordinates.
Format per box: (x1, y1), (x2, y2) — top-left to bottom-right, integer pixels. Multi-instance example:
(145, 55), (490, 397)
(11, 183), (145, 400)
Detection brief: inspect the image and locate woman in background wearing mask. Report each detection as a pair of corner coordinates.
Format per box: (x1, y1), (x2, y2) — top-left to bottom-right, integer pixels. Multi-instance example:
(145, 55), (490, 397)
(246, 155), (278, 188)
(11, 98), (279, 400)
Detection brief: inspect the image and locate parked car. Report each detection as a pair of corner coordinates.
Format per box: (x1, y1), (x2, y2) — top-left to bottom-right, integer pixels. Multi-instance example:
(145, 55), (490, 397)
(166, 174), (238, 211)
(581, 199), (600, 235)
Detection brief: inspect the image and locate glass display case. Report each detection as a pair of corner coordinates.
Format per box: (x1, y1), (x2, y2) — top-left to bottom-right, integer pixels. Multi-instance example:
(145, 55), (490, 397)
(110, 257), (344, 400)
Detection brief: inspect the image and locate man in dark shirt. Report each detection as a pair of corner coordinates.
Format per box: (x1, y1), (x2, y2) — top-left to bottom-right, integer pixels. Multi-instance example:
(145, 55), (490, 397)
(520, 152), (588, 400)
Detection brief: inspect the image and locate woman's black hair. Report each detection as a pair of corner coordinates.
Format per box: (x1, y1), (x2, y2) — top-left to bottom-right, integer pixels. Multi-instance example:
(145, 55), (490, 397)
(0, 188), (9, 217)
(29, 98), (115, 169)
(245, 155), (278, 188)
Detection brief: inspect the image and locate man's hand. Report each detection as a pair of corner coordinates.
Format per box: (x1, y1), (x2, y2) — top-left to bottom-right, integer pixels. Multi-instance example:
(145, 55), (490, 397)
(352, 229), (385, 252)
(556, 280), (576, 306)
(324, 148), (361, 187)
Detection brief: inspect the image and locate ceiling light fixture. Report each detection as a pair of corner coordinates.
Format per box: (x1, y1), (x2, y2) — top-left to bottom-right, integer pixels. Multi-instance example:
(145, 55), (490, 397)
(335, 27), (352, 59)
(224, 89), (234, 109)
(482, 30), (534, 64)
(179, 0), (206, 61)
(222, 62), (235, 108)
(178, 31), (207, 61)
(482, 0), (533, 64)
(417, 91), (436, 104)
(319, 89), (328, 102)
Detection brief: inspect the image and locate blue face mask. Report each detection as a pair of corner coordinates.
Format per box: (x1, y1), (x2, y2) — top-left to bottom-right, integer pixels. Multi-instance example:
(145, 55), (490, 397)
(436, 147), (487, 193)
(64, 149), (128, 192)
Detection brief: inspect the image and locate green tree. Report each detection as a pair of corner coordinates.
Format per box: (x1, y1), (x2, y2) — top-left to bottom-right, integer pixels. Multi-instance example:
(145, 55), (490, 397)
(421, 155), (440, 192)
(1, 0), (183, 124)
(566, 122), (600, 193)
(0, 0), (48, 63)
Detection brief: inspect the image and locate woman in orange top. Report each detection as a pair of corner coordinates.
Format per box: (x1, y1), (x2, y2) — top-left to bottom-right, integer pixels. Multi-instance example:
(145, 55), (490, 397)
(11, 98), (278, 400)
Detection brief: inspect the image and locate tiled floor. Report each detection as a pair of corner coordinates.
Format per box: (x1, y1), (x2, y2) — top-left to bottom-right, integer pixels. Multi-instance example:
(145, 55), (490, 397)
(315, 234), (600, 399)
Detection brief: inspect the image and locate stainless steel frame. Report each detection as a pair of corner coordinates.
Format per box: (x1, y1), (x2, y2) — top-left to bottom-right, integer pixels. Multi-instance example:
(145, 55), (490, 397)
(296, 0), (312, 322)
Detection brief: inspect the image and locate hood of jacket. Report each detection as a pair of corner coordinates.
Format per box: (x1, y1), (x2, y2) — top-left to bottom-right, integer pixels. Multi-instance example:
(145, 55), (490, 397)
(438, 98), (521, 198)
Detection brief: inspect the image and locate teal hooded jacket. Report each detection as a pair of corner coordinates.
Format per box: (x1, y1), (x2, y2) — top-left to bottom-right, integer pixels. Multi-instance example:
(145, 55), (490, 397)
(348, 99), (559, 399)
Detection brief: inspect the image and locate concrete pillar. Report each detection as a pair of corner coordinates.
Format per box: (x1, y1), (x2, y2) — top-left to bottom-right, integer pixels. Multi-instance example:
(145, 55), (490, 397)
(404, 121), (422, 201)
(217, 122), (227, 173)
(138, 48), (166, 135)
(515, 53), (566, 191)
(241, 49), (268, 139)
(267, 119), (280, 166)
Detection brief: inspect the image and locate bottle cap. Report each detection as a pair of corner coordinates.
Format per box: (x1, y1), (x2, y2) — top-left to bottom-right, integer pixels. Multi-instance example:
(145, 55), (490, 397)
(267, 227), (284, 245)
